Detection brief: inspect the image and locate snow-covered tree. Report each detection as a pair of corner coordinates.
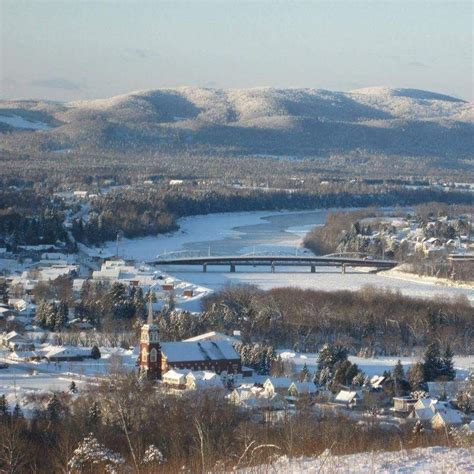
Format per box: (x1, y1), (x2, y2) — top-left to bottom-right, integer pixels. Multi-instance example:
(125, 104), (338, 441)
(87, 401), (102, 427)
(318, 367), (332, 387)
(68, 433), (125, 473)
(352, 372), (365, 387)
(299, 363), (310, 382)
(142, 444), (165, 466)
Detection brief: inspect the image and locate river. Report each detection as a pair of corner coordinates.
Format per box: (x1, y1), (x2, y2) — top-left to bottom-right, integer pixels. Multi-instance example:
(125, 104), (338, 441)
(104, 209), (474, 304)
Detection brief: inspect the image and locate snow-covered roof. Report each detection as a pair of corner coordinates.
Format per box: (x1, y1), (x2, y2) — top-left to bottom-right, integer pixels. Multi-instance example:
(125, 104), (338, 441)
(160, 340), (240, 363)
(162, 369), (186, 382)
(184, 331), (241, 344)
(263, 377), (293, 389)
(432, 409), (464, 426)
(289, 381), (318, 394)
(413, 407), (436, 421)
(370, 375), (386, 388)
(186, 370), (218, 381)
(335, 390), (361, 403)
(41, 346), (90, 359)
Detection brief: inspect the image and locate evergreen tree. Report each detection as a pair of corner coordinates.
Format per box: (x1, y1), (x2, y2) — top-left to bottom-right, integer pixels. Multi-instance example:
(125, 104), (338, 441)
(393, 359), (405, 395)
(91, 345), (101, 360)
(35, 299), (49, 327)
(133, 287), (146, 320)
(47, 393), (61, 422)
(45, 301), (58, 330)
(423, 342), (444, 381)
(299, 363), (310, 382)
(12, 402), (23, 419)
(393, 360), (405, 382)
(440, 344), (456, 381)
(55, 300), (69, 331)
(0, 394), (9, 417)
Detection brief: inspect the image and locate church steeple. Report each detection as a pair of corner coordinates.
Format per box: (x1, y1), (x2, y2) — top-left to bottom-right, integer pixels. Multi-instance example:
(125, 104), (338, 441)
(147, 292), (154, 324)
(139, 291), (161, 380)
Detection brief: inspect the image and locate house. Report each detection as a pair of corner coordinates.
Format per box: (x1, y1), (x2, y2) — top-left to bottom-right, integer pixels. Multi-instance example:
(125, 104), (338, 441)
(185, 371), (223, 390)
(431, 410), (464, 429)
(288, 382), (318, 399)
(9, 351), (41, 362)
(263, 377), (293, 397)
(411, 407), (435, 422)
(370, 375), (387, 390)
(162, 369), (187, 388)
(0, 331), (35, 351)
(42, 346), (91, 362)
(462, 420), (474, 435)
(335, 390), (363, 408)
(160, 340), (241, 375)
(393, 396), (417, 413)
(230, 384), (286, 410)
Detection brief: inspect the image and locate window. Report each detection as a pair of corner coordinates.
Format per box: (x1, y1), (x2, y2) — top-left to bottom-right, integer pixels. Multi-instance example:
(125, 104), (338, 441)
(150, 348), (157, 363)
(141, 350), (148, 362)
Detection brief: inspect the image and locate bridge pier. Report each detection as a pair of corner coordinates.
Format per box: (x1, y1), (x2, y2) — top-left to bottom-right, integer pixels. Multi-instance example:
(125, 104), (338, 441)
(310, 264), (316, 273)
(203, 263), (207, 273)
(230, 263), (236, 273)
(341, 264), (346, 274)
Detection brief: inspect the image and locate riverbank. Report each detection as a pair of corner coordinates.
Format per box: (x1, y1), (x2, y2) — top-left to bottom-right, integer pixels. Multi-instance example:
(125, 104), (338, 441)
(381, 266), (474, 292)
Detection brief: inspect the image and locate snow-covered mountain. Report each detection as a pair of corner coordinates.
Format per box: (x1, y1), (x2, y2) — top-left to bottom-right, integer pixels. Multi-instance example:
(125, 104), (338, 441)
(0, 87), (472, 159)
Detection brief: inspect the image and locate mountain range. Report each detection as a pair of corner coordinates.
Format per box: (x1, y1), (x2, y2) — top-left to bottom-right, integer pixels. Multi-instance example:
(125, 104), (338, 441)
(0, 86), (472, 160)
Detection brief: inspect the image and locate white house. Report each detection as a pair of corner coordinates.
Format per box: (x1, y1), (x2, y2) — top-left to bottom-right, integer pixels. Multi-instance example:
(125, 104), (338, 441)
(162, 369), (187, 388)
(288, 381), (318, 399)
(263, 377), (293, 397)
(186, 371), (223, 390)
(431, 410), (464, 429)
(335, 390), (363, 408)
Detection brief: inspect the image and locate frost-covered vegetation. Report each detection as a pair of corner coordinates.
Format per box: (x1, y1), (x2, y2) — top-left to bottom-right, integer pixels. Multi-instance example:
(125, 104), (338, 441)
(0, 372), (467, 473)
(1, 87), (473, 181)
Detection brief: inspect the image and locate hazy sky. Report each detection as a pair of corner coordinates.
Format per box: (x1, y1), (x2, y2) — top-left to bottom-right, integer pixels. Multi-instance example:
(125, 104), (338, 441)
(1, 0), (472, 101)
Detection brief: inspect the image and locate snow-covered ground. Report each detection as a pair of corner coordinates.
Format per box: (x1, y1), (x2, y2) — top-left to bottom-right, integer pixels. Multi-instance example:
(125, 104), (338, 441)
(0, 346), (137, 407)
(249, 446), (474, 473)
(0, 114), (51, 130)
(93, 209), (473, 305)
(277, 350), (473, 380)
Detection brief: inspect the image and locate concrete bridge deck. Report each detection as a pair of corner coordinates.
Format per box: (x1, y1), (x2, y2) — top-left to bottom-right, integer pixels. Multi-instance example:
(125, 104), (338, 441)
(151, 255), (397, 273)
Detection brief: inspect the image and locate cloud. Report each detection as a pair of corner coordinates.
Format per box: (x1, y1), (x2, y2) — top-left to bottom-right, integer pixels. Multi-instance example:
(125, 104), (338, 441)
(30, 78), (83, 90)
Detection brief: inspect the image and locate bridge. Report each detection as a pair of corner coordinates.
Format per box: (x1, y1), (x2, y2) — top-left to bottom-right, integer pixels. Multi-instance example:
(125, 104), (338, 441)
(150, 253), (397, 273)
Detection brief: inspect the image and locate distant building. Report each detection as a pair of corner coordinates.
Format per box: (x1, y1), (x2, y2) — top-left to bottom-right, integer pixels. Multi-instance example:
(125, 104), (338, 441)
(335, 390), (364, 408)
(393, 396), (417, 413)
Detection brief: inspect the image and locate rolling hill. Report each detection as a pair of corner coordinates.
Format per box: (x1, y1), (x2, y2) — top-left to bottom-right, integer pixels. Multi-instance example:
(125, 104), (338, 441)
(0, 87), (472, 160)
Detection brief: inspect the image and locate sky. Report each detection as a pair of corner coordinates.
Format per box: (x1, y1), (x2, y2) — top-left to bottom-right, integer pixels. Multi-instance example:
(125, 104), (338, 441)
(1, 0), (472, 102)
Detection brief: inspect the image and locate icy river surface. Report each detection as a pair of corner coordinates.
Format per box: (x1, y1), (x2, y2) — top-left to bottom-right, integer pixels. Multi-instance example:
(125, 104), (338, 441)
(105, 209), (474, 303)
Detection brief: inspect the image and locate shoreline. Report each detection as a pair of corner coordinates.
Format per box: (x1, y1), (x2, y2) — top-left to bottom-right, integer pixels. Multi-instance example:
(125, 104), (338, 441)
(380, 267), (474, 292)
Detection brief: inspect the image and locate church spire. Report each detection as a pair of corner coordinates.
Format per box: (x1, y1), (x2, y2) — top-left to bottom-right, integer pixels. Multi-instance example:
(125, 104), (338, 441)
(147, 291), (154, 324)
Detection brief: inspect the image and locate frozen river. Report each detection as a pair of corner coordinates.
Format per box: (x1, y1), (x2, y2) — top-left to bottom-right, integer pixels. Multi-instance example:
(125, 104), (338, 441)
(105, 209), (474, 304)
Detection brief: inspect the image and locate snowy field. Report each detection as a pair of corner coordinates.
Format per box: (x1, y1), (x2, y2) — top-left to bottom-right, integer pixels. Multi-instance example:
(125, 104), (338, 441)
(247, 446), (474, 473)
(277, 350), (473, 380)
(96, 208), (473, 305)
(0, 114), (51, 130)
(0, 347), (138, 408)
